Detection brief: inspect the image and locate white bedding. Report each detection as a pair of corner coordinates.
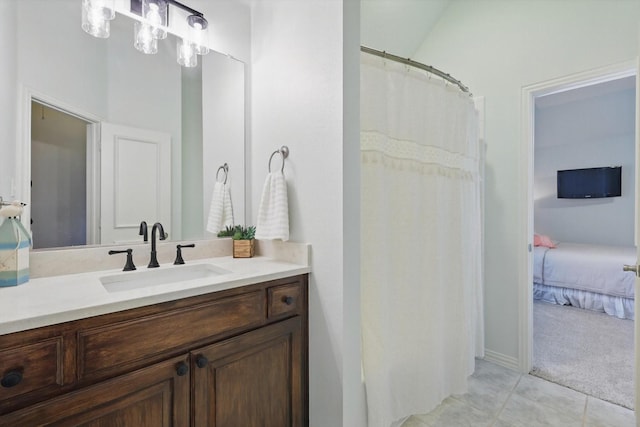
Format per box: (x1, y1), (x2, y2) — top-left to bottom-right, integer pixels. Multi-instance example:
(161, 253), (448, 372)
(533, 242), (636, 319)
(534, 242), (635, 299)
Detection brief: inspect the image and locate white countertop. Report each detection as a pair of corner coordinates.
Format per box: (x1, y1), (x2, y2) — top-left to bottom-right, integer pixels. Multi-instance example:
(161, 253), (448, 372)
(0, 255), (310, 336)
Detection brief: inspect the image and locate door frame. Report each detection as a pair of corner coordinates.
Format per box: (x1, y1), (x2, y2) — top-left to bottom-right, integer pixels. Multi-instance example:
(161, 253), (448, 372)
(17, 86), (102, 245)
(518, 60), (638, 373)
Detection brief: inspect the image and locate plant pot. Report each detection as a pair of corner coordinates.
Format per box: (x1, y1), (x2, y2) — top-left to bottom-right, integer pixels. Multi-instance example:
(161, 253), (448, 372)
(233, 239), (255, 258)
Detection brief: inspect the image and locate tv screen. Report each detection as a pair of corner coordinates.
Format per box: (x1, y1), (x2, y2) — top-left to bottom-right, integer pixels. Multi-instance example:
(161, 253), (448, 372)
(557, 166), (621, 199)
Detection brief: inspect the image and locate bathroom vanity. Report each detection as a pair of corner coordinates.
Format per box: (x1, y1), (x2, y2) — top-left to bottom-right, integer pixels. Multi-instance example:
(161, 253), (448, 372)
(0, 243), (310, 426)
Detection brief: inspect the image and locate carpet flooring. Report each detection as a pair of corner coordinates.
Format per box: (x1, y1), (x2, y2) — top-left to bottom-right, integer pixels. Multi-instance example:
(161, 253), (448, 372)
(531, 301), (634, 409)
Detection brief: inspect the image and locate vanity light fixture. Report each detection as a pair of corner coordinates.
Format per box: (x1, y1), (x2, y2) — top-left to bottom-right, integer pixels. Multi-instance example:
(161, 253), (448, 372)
(176, 14), (209, 66)
(81, 0), (210, 67)
(134, 20), (159, 54)
(81, 0), (116, 39)
(141, 0), (168, 40)
(177, 38), (198, 67)
(187, 14), (209, 56)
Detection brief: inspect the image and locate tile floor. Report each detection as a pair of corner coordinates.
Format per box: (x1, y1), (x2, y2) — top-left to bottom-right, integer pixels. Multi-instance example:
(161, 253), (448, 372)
(401, 358), (635, 427)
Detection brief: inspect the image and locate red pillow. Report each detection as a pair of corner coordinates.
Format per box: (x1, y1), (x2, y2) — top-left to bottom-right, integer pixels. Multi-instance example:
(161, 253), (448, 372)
(534, 234), (556, 248)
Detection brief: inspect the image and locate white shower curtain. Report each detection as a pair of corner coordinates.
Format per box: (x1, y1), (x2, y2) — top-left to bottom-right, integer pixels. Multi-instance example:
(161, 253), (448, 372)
(360, 52), (484, 427)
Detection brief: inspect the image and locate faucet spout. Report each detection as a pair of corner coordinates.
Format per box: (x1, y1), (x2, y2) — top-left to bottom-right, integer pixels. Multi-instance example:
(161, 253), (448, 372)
(148, 222), (167, 268)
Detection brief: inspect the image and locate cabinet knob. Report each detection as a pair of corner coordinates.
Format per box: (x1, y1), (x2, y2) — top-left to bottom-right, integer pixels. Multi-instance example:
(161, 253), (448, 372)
(196, 355), (208, 369)
(1, 370), (23, 388)
(282, 296), (294, 305)
(175, 362), (189, 377)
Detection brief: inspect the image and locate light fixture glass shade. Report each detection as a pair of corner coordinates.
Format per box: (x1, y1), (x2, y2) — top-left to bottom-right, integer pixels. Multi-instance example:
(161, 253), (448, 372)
(142, 0), (168, 40)
(177, 38), (198, 67)
(134, 21), (158, 54)
(187, 15), (210, 55)
(81, 0), (112, 38)
(100, 0), (116, 19)
(85, 0), (116, 19)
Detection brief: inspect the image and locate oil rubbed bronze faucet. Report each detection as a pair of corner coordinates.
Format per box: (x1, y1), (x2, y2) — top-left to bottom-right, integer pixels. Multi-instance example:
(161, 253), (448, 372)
(108, 248), (136, 271)
(148, 222), (167, 268)
(139, 221), (148, 242)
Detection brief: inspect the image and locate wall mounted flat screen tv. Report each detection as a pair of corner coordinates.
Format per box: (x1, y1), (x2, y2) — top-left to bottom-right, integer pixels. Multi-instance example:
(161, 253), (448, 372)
(557, 166), (621, 199)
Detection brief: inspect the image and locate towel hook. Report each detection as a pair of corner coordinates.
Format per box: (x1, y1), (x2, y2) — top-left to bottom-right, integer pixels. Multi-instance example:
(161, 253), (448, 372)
(216, 163), (229, 184)
(268, 146), (289, 173)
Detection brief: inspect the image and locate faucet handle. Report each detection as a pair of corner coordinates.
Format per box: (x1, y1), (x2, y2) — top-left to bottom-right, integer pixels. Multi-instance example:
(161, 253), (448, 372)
(108, 249), (137, 271)
(139, 221), (148, 242)
(174, 244), (195, 265)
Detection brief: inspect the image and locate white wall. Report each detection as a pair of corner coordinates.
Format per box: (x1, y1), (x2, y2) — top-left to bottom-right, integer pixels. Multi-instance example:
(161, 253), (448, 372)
(360, 0), (450, 57)
(250, 1), (364, 426)
(17, 1), (109, 118)
(201, 54), (246, 235)
(413, 0), (640, 362)
(343, 1), (366, 425)
(534, 88), (636, 247)
(0, 1), (17, 198)
(190, 0), (252, 63)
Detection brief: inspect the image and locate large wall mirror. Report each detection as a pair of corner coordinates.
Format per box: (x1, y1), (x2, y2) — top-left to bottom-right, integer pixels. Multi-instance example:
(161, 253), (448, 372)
(13, 0), (245, 250)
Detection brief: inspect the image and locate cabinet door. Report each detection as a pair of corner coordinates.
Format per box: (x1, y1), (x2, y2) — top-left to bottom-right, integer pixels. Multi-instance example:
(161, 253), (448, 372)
(0, 355), (190, 427)
(193, 317), (304, 427)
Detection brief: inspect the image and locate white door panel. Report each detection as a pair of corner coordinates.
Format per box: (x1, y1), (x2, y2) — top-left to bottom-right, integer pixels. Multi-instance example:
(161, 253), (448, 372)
(100, 123), (171, 244)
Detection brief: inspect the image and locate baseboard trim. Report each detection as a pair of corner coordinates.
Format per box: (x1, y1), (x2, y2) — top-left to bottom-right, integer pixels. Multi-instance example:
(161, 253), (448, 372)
(483, 349), (520, 372)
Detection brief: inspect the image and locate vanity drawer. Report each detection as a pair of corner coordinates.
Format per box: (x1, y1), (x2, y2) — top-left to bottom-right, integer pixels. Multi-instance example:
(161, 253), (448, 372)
(0, 337), (66, 401)
(268, 282), (302, 318)
(77, 290), (265, 381)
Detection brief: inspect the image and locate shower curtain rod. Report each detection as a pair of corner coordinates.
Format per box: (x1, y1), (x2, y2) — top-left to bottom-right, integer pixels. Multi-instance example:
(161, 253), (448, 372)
(361, 46), (471, 95)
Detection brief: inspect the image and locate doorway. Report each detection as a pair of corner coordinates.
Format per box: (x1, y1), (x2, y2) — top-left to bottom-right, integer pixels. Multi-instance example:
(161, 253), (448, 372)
(520, 61), (637, 408)
(30, 100), (97, 249)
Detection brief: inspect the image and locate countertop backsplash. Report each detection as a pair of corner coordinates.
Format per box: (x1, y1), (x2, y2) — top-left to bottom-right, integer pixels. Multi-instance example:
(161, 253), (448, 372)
(29, 239), (232, 278)
(29, 239), (310, 278)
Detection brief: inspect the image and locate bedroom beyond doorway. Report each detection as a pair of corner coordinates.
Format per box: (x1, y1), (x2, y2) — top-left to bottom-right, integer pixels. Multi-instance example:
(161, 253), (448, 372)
(526, 67), (637, 411)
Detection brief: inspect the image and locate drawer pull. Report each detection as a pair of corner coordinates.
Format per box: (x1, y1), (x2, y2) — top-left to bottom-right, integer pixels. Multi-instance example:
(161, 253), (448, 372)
(196, 355), (208, 369)
(282, 296), (294, 305)
(175, 362), (189, 377)
(1, 370), (23, 388)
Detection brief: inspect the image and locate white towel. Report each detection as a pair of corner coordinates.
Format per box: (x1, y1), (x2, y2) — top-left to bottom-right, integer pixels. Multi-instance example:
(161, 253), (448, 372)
(255, 171), (289, 241)
(206, 182), (234, 234)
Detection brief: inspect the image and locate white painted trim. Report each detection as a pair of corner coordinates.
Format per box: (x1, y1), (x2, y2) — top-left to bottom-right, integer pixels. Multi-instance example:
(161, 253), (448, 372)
(474, 96), (487, 358)
(635, 55), (640, 415)
(86, 124), (101, 245)
(16, 86), (32, 228)
(483, 349), (520, 372)
(519, 60), (638, 374)
(518, 84), (534, 374)
(17, 85), (103, 241)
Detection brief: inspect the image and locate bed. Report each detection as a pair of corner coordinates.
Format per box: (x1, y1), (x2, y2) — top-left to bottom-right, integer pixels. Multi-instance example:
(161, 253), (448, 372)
(533, 242), (636, 320)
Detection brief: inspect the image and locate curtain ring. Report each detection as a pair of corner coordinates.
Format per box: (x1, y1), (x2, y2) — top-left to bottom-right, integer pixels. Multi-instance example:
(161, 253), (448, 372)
(268, 146), (290, 173)
(216, 163), (228, 184)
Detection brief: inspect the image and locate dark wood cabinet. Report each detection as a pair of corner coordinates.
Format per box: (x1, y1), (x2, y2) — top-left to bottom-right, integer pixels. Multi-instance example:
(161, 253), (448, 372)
(0, 355), (190, 427)
(0, 274), (308, 427)
(193, 317), (303, 427)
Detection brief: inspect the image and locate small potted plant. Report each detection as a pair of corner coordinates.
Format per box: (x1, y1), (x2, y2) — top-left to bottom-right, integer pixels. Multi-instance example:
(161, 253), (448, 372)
(225, 225), (256, 258)
(216, 225), (238, 238)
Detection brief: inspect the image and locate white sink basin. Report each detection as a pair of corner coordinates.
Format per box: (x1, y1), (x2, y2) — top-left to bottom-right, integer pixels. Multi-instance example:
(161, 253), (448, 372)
(100, 263), (231, 293)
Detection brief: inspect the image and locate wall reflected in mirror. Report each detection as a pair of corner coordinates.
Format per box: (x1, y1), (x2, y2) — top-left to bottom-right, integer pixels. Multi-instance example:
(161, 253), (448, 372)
(14, 0), (245, 250)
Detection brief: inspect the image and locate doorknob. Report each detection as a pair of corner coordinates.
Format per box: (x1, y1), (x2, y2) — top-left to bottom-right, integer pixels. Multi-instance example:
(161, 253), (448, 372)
(623, 264), (638, 275)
